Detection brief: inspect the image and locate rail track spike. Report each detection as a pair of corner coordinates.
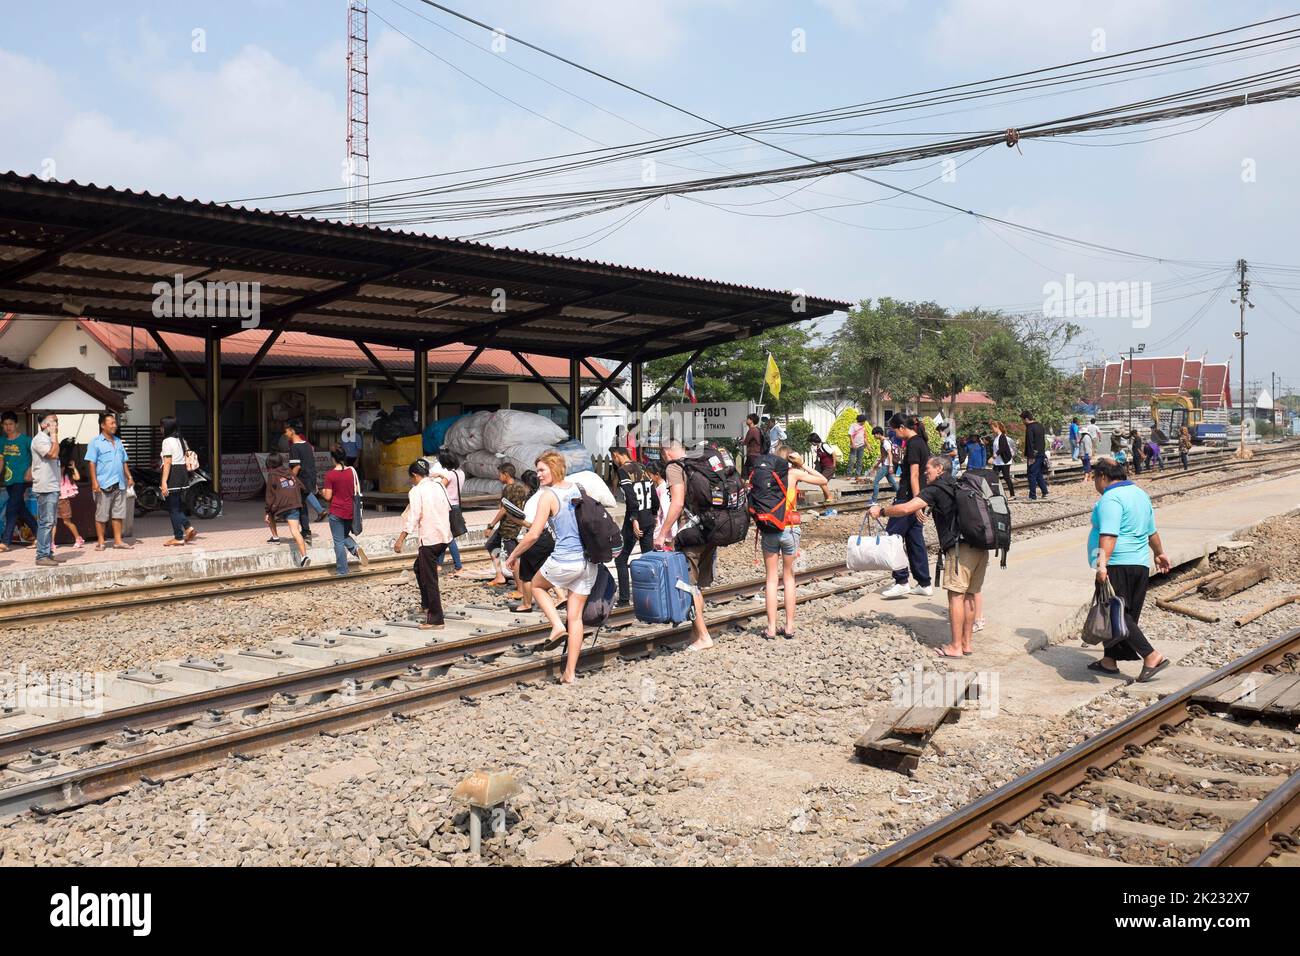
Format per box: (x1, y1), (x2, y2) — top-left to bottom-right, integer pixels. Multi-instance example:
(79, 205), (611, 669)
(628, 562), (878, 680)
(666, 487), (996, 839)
(1085, 767), (1106, 780)
(1042, 792), (1064, 808)
(1123, 743), (1143, 757)
(932, 854), (961, 867)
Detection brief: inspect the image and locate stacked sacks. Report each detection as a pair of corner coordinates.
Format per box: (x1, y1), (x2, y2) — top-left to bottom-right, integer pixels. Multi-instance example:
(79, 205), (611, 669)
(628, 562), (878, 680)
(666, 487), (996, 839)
(462, 476), (504, 498)
(500, 442), (554, 476)
(443, 410), (494, 455)
(554, 437), (594, 475)
(483, 409), (567, 451)
(463, 449), (502, 480)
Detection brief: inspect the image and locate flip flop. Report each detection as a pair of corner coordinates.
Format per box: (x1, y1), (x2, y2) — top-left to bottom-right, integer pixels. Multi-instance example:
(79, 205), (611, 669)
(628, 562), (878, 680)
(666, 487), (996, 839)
(962, 650), (973, 656)
(1137, 658), (1170, 683)
(933, 648), (963, 660)
(1087, 660), (1122, 675)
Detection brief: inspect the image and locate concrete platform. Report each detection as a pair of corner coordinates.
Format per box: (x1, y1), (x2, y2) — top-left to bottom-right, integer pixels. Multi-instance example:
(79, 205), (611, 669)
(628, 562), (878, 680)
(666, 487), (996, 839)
(837, 471), (1300, 718)
(0, 495), (512, 602)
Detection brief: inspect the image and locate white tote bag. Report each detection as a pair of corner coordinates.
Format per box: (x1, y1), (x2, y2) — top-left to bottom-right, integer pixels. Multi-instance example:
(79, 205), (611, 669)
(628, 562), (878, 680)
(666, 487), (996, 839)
(846, 515), (909, 572)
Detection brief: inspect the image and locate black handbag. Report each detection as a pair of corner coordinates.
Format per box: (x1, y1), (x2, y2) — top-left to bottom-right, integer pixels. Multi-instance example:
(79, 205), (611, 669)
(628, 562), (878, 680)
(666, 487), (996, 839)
(448, 471), (467, 538)
(349, 467), (364, 536)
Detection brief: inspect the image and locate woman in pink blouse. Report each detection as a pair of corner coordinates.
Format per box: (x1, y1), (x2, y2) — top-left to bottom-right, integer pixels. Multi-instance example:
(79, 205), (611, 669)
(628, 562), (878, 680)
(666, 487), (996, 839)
(393, 459), (453, 628)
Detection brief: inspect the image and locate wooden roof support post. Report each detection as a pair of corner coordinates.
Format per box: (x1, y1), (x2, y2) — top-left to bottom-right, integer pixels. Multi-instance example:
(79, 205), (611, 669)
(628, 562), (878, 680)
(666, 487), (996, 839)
(204, 332), (222, 495)
(414, 343), (430, 428)
(569, 357), (582, 442)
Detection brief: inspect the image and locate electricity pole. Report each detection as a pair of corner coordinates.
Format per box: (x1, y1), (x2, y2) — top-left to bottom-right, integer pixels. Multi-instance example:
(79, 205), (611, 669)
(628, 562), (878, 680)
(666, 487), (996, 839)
(1125, 343), (1144, 434)
(1231, 259), (1253, 458)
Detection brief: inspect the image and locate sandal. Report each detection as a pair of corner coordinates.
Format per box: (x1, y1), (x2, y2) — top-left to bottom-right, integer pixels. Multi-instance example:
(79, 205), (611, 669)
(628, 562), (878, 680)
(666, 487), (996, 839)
(1137, 658), (1170, 683)
(1087, 660), (1122, 675)
(933, 647), (963, 659)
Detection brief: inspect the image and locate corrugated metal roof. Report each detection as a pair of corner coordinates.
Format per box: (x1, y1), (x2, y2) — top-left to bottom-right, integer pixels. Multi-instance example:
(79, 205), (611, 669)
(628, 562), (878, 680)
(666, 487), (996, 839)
(0, 173), (849, 362)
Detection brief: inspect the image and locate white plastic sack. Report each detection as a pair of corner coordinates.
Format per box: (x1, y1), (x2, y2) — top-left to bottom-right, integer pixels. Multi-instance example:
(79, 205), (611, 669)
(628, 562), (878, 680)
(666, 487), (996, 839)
(500, 441), (555, 476)
(568, 469), (616, 509)
(464, 449), (502, 480)
(444, 410), (494, 455)
(462, 476), (504, 498)
(554, 437), (594, 475)
(483, 409), (567, 452)
(846, 519), (909, 572)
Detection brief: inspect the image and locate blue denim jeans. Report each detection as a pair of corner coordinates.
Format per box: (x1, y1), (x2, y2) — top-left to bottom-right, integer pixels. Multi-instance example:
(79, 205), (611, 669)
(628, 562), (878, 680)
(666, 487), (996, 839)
(870, 464), (898, 501)
(328, 514), (359, 575)
(1027, 453), (1049, 499)
(437, 538), (462, 570)
(887, 513), (931, 587)
(302, 493), (323, 537)
(35, 490), (58, 559)
(3, 482), (37, 545)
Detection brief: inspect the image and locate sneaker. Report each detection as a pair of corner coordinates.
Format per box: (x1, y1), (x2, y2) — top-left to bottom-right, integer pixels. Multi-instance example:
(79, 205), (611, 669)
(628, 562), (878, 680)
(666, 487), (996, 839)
(355, 547), (369, 566)
(298, 554), (311, 568)
(973, 618), (987, 633)
(74, 537), (85, 549)
(913, 585), (934, 597)
(880, 583), (911, 599)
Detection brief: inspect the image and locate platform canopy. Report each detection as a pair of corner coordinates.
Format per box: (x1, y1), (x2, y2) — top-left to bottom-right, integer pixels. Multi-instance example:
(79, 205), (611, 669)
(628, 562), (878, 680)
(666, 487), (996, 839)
(0, 173), (849, 363)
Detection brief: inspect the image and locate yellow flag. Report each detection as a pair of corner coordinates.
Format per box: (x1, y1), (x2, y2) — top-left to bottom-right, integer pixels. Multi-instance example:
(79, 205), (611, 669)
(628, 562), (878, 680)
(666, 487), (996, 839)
(764, 353), (782, 399)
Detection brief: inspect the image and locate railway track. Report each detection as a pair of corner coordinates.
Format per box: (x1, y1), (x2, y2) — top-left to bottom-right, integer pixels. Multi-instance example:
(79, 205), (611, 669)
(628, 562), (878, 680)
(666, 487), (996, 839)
(861, 626), (1300, 868)
(5, 444), (1297, 629)
(0, 561), (876, 818)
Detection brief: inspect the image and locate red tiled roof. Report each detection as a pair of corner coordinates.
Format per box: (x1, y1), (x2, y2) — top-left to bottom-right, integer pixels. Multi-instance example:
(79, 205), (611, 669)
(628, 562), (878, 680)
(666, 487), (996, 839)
(1082, 355), (1231, 410)
(76, 321), (608, 381)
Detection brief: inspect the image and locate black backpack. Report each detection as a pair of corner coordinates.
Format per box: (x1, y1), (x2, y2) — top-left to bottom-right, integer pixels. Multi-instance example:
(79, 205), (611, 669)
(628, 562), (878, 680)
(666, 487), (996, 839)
(759, 428), (772, 455)
(746, 454), (790, 533)
(581, 564), (617, 636)
(674, 445), (750, 548)
(570, 487), (623, 564)
(953, 471), (1011, 567)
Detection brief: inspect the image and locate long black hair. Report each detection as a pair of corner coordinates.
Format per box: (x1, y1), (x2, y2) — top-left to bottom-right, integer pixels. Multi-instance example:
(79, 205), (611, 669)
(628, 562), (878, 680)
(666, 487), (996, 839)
(519, 468), (539, 494)
(160, 416), (180, 439)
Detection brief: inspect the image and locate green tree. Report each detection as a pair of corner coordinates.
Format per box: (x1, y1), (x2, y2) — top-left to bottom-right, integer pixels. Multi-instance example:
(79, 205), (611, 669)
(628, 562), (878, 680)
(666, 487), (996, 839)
(829, 298), (943, 424)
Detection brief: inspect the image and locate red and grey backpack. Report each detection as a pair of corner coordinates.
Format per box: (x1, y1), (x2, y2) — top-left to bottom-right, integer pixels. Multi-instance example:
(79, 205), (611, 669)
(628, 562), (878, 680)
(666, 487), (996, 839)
(746, 453), (790, 533)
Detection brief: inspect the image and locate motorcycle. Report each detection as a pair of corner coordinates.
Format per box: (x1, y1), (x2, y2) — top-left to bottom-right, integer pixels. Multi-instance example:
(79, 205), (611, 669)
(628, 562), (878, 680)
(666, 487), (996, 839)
(131, 464), (223, 520)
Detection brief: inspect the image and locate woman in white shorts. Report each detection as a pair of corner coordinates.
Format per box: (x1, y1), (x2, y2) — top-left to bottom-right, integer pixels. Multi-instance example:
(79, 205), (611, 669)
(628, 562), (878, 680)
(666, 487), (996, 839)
(506, 450), (596, 684)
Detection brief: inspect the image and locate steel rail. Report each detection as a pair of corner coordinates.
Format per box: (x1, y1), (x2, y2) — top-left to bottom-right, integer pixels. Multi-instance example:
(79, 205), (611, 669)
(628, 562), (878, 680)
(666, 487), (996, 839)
(1192, 767), (1300, 867)
(0, 567), (871, 817)
(860, 627), (1300, 866)
(0, 561), (850, 764)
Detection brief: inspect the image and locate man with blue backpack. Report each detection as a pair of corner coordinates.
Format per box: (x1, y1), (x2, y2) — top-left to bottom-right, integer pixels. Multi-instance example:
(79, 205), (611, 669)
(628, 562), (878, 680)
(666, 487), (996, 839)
(871, 455), (1010, 658)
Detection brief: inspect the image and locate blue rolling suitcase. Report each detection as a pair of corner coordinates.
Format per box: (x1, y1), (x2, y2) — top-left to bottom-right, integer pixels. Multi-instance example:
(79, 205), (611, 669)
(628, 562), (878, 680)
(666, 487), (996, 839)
(630, 550), (695, 625)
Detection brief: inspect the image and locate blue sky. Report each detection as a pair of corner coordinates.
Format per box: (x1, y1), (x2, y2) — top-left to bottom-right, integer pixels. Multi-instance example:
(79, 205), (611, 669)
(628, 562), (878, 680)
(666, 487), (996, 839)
(4, 1), (1300, 393)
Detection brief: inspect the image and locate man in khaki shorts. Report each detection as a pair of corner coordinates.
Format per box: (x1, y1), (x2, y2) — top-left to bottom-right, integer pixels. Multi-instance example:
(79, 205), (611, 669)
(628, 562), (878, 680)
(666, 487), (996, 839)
(871, 455), (989, 659)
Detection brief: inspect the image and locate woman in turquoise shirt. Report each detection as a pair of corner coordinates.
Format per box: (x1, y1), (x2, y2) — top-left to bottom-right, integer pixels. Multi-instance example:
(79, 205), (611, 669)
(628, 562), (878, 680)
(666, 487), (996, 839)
(1087, 458), (1171, 682)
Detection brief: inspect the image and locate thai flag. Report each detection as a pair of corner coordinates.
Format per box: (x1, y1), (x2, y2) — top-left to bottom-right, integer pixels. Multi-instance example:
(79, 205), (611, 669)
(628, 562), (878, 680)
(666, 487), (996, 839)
(684, 365), (697, 404)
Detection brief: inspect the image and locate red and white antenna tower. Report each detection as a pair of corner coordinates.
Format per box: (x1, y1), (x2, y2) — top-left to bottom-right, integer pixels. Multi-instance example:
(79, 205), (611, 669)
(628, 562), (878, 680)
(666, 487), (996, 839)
(346, 0), (370, 223)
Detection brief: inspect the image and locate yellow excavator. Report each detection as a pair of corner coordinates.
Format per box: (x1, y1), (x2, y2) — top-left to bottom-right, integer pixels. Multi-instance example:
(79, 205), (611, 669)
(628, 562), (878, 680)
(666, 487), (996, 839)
(1150, 395), (1203, 437)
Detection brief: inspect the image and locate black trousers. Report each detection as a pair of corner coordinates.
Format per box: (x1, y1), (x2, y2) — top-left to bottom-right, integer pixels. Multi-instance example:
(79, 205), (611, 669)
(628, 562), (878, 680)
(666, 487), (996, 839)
(1105, 564), (1155, 661)
(615, 519), (655, 603)
(414, 543), (447, 624)
(995, 464), (1015, 496)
